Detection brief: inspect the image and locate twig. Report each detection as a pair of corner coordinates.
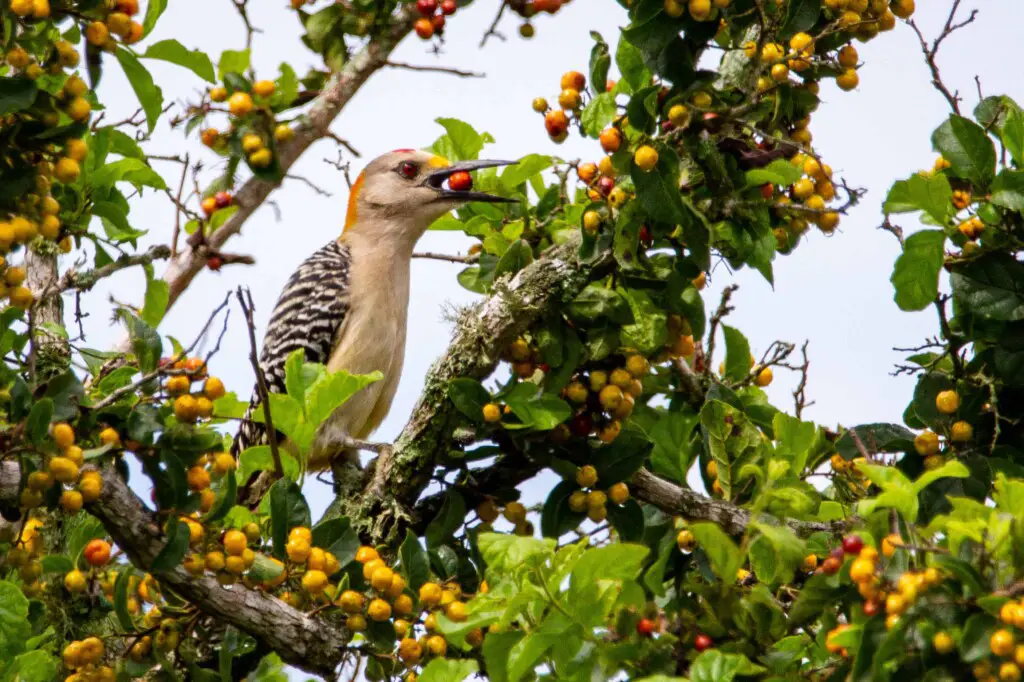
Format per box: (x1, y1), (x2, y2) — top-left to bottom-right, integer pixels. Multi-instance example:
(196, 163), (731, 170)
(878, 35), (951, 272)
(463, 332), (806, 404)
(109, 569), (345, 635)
(285, 173), (333, 197)
(907, 1), (979, 115)
(384, 60), (485, 78)
(341, 437), (392, 454)
(791, 340), (811, 418)
(704, 284), (739, 377)
(878, 217), (905, 247)
(323, 132), (361, 158)
(93, 293), (230, 410)
(57, 245), (172, 293)
(412, 251), (479, 264)
(236, 287), (284, 480)
(170, 154), (190, 257)
(480, 0), (508, 47)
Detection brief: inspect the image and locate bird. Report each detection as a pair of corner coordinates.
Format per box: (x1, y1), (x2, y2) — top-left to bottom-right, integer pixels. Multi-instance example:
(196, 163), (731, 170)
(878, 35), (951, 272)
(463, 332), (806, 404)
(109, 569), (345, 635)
(231, 149), (515, 481)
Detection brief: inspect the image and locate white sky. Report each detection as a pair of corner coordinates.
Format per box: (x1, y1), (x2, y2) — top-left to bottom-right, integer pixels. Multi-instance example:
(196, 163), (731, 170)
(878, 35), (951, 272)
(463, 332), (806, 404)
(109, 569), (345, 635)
(72, 1), (1020, 527)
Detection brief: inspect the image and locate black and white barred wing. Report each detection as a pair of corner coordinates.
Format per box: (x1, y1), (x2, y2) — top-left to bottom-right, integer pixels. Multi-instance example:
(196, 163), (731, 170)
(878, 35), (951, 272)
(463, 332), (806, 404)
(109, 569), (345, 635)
(231, 240), (352, 455)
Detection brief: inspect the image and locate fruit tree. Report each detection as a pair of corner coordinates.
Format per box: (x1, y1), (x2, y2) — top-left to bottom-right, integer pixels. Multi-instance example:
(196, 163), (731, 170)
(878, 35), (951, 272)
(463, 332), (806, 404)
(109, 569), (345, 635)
(2, 0), (1023, 681)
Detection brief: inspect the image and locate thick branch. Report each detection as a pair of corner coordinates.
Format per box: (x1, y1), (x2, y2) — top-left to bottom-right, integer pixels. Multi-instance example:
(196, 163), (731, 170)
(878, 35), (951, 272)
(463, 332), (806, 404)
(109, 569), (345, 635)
(59, 245), (172, 292)
(325, 233), (611, 542)
(150, 8), (416, 327)
(630, 468), (849, 538)
(0, 463), (349, 678)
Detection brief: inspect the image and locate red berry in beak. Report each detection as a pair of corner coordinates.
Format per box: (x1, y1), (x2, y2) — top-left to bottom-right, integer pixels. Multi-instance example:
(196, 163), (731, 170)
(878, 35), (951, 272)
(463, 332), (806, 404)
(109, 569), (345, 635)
(447, 171), (473, 192)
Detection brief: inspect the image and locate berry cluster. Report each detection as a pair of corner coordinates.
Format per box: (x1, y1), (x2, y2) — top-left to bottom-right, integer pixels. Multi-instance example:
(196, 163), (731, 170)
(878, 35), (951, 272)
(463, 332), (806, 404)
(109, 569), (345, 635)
(413, 0), (458, 40)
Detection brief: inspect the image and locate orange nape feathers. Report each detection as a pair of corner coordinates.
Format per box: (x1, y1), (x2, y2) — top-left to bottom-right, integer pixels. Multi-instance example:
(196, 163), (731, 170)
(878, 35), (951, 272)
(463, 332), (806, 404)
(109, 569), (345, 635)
(343, 171), (365, 233)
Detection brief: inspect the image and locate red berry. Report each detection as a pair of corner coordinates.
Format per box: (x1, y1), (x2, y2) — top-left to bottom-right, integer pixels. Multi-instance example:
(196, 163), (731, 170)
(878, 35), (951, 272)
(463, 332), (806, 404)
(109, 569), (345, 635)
(694, 634), (713, 652)
(842, 535), (864, 555)
(416, 0), (437, 16)
(821, 556), (842, 575)
(760, 184), (774, 199)
(571, 414), (592, 437)
(596, 176), (615, 196)
(863, 599), (880, 617)
(207, 256), (224, 271)
(414, 17), (434, 38)
(538, 363), (550, 373)
(432, 14), (445, 31)
(440, 0), (457, 14)
(636, 618), (655, 637)
(214, 191), (232, 208)
(447, 171), (472, 192)
(639, 225), (652, 245)
(606, 80), (616, 92)
(544, 109), (569, 137)
(661, 121), (676, 133)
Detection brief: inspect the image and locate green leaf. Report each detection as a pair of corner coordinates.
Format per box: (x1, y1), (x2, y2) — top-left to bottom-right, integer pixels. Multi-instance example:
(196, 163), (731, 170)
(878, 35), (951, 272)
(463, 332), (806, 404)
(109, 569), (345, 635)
(856, 463), (918, 522)
(620, 287), (667, 354)
(25, 398), (53, 446)
(580, 93), (617, 138)
(151, 520), (190, 572)
(690, 522), (742, 583)
(890, 229), (946, 312)
(650, 410), (699, 483)
(237, 445), (300, 483)
(750, 522), (805, 585)
(0, 77), (38, 116)
(912, 459), (970, 495)
(932, 115), (996, 188)
(632, 145), (691, 225)
(772, 412), (817, 474)
(588, 32), (611, 97)
(789, 572), (842, 626)
(115, 48), (164, 133)
(883, 172), (953, 224)
(141, 276), (169, 327)
(722, 325), (751, 381)
(432, 118), (491, 162)
(960, 613), (998, 662)
(503, 383), (571, 430)
(689, 650), (766, 682)
(477, 533), (552, 572)
(284, 349), (307, 404)
(1000, 106), (1024, 166)
(425, 491), (466, 548)
(143, 40), (215, 82)
(616, 36), (650, 92)
(113, 565), (137, 632)
(494, 239), (534, 280)
(568, 284), (634, 325)
(303, 370), (381, 441)
(500, 154), (551, 190)
(0, 580), (30, 660)
(836, 423), (914, 461)
(399, 529), (431, 590)
(118, 310), (162, 373)
(218, 49), (251, 79)
(220, 627), (256, 682)
(418, 658), (478, 682)
(3, 650), (59, 682)
(142, 0), (168, 36)
(745, 159), (803, 188)
(93, 159), (168, 191)
(990, 169), (1024, 211)
(448, 378), (492, 422)
(779, 0), (821, 39)
(482, 632), (524, 682)
(951, 252), (1024, 321)
(540, 479), (586, 539)
(311, 517), (360, 568)
(269, 478), (310, 560)
(570, 543), (649, 595)
(40, 555), (72, 574)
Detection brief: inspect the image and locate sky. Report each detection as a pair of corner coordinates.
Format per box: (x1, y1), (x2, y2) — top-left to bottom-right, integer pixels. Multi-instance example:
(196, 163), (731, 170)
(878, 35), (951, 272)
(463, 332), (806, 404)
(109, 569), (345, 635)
(71, 2), (1021, 532)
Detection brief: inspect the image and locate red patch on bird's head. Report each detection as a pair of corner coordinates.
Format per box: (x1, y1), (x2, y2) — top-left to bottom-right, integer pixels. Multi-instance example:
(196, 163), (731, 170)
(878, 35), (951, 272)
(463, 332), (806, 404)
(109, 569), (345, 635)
(343, 171), (366, 233)
(392, 148), (415, 153)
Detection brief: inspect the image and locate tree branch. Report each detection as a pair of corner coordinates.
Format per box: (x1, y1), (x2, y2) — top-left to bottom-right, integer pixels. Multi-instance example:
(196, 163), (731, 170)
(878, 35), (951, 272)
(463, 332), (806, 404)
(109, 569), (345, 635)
(323, 233), (612, 542)
(1, 464), (349, 679)
(384, 60), (484, 78)
(630, 468), (849, 538)
(236, 287), (284, 479)
(57, 245), (172, 293)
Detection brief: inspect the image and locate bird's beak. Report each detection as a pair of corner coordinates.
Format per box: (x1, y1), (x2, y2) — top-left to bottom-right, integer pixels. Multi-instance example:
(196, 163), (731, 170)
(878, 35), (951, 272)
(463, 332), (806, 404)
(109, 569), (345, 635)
(424, 159), (518, 203)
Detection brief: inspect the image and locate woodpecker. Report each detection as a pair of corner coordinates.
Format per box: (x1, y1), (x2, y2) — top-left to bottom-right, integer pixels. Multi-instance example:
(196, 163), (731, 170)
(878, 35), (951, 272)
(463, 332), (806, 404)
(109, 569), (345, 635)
(231, 149), (514, 474)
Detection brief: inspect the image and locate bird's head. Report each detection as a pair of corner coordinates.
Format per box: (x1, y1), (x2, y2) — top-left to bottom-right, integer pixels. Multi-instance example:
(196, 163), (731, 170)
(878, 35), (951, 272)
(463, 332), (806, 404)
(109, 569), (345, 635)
(342, 149), (515, 245)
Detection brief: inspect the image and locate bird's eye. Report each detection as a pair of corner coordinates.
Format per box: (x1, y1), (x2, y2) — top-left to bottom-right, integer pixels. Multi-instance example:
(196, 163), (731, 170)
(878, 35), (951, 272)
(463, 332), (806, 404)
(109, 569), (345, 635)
(398, 162), (418, 179)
